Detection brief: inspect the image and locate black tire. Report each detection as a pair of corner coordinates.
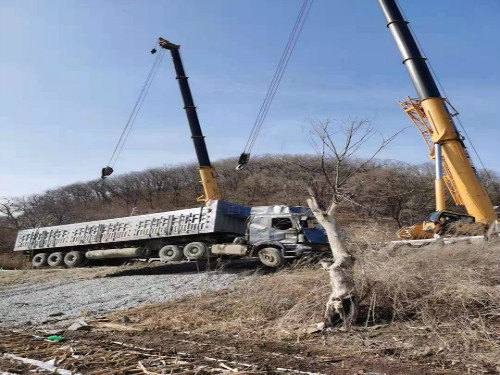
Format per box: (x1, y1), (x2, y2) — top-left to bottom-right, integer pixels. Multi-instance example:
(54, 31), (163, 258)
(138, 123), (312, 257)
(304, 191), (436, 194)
(183, 242), (208, 260)
(32, 253), (48, 268)
(258, 247), (285, 267)
(159, 245), (184, 262)
(47, 252), (64, 267)
(64, 251), (85, 267)
(142, 245), (152, 258)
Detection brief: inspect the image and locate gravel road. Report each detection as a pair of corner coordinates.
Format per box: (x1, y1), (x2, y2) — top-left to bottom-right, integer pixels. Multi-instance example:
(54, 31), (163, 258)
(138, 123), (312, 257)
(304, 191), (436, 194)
(0, 270), (239, 327)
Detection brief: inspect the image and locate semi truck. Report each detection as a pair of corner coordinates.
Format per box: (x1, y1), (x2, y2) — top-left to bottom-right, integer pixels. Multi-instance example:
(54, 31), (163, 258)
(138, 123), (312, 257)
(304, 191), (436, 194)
(15, 200), (329, 268)
(14, 38), (330, 269)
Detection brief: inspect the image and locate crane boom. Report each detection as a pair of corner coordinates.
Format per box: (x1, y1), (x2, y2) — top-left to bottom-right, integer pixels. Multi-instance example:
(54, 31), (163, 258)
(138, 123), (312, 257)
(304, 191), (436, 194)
(157, 38), (221, 204)
(378, 0), (497, 224)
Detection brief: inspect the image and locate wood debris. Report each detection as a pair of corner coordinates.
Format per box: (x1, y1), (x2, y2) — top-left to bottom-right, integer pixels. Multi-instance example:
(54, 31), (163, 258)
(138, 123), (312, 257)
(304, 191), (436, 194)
(0, 329), (274, 375)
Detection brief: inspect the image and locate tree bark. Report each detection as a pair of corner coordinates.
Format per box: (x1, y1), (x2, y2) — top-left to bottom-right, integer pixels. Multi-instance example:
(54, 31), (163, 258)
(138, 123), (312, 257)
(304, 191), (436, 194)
(307, 193), (359, 329)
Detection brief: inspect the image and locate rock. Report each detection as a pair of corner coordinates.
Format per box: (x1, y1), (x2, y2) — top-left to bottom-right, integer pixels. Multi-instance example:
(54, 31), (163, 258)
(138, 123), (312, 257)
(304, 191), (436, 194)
(67, 319), (91, 331)
(119, 316), (131, 323)
(301, 322), (323, 334)
(42, 329), (64, 336)
(22, 320), (32, 326)
(49, 312), (64, 317)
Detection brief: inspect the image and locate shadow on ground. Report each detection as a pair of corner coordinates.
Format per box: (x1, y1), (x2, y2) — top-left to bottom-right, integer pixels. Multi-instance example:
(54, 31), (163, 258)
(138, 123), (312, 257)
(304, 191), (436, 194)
(105, 258), (276, 277)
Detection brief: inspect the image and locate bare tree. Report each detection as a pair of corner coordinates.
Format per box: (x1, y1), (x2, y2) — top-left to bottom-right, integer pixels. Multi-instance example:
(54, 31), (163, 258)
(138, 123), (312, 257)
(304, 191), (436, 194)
(0, 199), (21, 229)
(306, 119), (399, 329)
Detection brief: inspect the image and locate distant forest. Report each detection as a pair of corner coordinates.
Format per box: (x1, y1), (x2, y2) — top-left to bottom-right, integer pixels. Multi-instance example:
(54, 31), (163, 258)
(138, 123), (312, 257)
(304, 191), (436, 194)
(1, 154), (499, 254)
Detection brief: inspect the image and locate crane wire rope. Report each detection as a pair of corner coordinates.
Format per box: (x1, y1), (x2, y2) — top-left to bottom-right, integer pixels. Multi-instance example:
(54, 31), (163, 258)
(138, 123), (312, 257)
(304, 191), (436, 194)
(112, 49), (166, 168)
(237, 0), (313, 169)
(102, 47), (165, 178)
(396, 0), (494, 183)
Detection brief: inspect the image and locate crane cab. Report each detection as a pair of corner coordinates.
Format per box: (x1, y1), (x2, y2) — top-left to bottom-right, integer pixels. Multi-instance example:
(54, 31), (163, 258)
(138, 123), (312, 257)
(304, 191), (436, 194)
(422, 210), (488, 236)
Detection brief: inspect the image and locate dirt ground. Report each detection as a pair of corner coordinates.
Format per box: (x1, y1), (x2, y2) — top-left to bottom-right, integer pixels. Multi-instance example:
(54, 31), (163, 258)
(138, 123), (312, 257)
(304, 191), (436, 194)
(0, 266), (127, 291)
(1, 243), (498, 375)
(0, 324), (489, 375)
(0, 259), (247, 291)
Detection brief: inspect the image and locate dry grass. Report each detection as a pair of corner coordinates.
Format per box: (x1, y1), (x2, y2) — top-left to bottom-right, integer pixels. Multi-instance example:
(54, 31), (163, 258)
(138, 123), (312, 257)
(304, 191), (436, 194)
(0, 252), (27, 270)
(117, 240), (499, 369)
(124, 267), (329, 338)
(360, 241), (500, 325)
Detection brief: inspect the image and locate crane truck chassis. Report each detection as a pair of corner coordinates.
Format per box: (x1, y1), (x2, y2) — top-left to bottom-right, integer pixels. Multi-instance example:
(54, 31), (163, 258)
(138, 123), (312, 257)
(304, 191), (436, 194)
(15, 200), (329, 268)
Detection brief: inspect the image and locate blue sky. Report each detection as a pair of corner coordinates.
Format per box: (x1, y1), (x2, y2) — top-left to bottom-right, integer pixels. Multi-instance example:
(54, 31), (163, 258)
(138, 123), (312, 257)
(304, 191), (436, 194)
(1, 0), (499, 197)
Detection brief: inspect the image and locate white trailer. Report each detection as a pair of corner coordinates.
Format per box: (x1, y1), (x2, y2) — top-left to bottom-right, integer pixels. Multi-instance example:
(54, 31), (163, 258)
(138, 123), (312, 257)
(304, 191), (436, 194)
(15, 201), (330, 268)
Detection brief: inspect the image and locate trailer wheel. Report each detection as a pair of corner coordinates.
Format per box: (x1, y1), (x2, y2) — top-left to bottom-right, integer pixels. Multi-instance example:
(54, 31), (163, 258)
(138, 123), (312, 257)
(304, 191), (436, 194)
(183, 242), (208, 260)
(47, 252), (64, 267)
(258, 247), (285, 267)
(32, 253), (48, 268)
(64, 251), (85, 267)
(159, 245), (184, 262)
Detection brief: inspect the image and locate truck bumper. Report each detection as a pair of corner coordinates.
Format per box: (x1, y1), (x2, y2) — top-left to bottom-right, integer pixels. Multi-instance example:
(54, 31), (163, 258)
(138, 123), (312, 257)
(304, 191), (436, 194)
(285, 243), (330, 258)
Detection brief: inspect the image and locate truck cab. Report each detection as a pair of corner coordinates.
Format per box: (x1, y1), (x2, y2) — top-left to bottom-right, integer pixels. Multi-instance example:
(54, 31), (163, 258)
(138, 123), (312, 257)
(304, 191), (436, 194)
(247, 205), (330, 259)
(212, 204), (329, 267)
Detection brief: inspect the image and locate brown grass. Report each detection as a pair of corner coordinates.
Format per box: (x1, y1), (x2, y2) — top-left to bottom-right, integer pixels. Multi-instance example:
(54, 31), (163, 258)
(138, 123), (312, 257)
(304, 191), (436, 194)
(116, 240), (500, 369)
(0, 252), (27, 270)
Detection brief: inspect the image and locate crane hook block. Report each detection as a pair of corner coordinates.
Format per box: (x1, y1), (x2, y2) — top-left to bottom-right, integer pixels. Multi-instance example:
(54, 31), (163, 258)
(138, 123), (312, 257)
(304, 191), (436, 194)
(236, 152), (250, 170)
(101, 166), (114, 179)
(150, 48), (157, 54)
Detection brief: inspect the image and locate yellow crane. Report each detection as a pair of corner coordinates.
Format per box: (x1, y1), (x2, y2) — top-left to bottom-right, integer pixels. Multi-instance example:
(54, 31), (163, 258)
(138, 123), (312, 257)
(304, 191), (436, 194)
(155, 38), (221, 204)
(378, 0), (498, 238)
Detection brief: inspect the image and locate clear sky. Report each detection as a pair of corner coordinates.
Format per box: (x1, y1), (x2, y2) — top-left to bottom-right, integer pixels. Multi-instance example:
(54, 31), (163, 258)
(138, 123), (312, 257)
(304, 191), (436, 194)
(1, 0), (499, 197)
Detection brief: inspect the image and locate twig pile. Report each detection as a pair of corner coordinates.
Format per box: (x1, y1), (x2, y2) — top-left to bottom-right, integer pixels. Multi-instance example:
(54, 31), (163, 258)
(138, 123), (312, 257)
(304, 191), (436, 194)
(0, 329), (270, 375)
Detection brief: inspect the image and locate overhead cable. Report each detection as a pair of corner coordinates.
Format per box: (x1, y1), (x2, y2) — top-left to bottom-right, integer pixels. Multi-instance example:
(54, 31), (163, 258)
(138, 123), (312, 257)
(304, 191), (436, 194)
(101, 47), (165, 179)
(236, 0), (314, 170)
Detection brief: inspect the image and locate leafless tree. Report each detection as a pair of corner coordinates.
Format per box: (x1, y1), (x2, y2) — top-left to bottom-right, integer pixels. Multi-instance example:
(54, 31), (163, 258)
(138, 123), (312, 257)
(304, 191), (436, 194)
(0, 199), (21, 230)
(306, 119), (399, 329)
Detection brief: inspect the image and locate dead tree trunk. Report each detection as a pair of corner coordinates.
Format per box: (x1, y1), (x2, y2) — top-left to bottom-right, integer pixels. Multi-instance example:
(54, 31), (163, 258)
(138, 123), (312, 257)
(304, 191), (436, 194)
(307, 192), (359, 329)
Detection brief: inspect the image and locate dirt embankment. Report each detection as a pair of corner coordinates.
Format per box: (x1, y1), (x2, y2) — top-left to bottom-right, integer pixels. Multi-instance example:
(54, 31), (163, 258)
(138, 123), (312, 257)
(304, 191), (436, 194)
(1, 242), (499, 374)
(96, 241), (500, 374)
(0, 261), (255, 327)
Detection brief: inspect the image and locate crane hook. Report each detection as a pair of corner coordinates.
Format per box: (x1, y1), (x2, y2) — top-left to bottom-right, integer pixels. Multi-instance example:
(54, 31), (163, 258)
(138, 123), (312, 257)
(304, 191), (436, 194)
(101, 166), (114, 179)
(235, 152), (250, 170)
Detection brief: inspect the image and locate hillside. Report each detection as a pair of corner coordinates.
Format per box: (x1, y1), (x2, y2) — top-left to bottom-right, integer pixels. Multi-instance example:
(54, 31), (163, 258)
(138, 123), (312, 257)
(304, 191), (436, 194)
(1, 154), (499, 268)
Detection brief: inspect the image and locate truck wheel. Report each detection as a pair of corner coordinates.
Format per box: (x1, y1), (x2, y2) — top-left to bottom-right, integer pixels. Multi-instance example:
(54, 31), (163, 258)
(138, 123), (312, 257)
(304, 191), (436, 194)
(183, 242), (208, 260)
(159, 245), (183, 262)
(32, 253), (48, 268)
(64, 251), (85, 267)
(258, 247), (285, 267)
(47, 252), (64, 266)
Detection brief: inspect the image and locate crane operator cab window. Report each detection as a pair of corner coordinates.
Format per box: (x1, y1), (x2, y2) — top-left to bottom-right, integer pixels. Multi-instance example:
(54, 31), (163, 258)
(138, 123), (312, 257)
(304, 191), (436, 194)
(428, 211), (475, 224)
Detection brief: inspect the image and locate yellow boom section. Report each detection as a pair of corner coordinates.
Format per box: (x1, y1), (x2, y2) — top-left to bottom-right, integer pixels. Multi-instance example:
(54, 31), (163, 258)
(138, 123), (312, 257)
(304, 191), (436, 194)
(197, 166), (221, 204)
(400, 97), (497, 223)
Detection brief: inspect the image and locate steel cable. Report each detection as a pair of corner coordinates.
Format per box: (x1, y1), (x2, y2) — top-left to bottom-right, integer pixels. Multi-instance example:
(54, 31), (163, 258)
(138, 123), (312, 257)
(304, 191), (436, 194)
(106, 48), (165, 169)
(241, 0), (313, 161)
